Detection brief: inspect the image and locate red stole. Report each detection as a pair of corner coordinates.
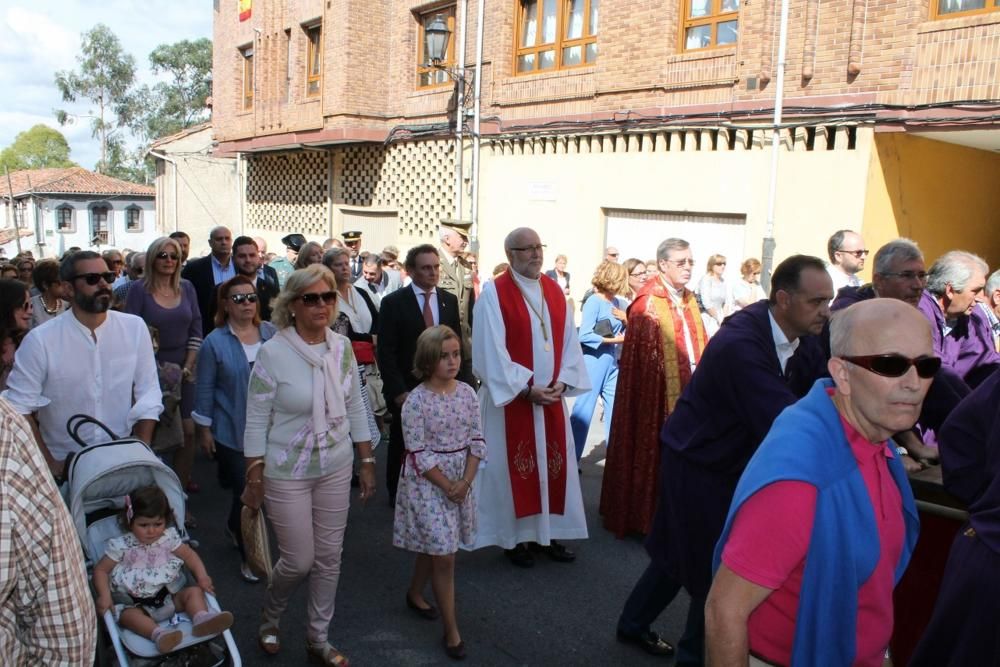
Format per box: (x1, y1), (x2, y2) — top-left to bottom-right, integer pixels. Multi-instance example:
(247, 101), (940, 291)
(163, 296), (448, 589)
(495, 270), (568, 518)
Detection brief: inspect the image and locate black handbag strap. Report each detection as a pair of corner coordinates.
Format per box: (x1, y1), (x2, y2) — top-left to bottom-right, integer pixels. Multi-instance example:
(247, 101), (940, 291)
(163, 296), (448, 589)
(66, 414), (121, 448)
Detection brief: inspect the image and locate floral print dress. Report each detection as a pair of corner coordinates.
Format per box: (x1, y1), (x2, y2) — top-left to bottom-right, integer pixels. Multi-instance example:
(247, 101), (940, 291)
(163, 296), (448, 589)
(106, 527), (186, 599)
(393, 382), (487, 555)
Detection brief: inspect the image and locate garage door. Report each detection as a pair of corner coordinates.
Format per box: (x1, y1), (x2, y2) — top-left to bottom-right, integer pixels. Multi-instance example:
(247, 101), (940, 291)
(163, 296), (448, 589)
(604, 209), (747, 287)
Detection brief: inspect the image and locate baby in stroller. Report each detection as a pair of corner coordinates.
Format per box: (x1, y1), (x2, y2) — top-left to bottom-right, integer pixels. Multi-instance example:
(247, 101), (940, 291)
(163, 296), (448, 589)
(92, 484), (234, 654)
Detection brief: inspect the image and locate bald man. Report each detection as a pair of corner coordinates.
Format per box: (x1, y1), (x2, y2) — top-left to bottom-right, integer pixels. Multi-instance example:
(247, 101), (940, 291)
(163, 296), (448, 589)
(706, 299), (931, 667)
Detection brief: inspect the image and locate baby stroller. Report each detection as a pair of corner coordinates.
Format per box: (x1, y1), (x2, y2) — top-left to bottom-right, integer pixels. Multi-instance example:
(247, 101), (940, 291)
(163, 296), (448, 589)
(64, 415), (242, 666)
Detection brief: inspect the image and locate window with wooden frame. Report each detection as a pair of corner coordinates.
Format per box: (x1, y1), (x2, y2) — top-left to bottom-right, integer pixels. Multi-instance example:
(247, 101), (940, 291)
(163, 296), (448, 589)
(240, 46), (254, 110)
(125, 206), (142, 232)
(56, 205), (75, 233)
(90, 205), (109, 245)
(306, 24), (322, 97)
(514, 0), (599, 75)
(931, 0), (1000, 19)
(680, 0), (739, 52)
(416, 6), (456, 88)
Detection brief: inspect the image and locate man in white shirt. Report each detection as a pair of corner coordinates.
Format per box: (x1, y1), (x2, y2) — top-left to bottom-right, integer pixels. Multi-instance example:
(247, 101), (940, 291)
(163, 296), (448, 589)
(3, 251), (161, 478)
(825, 229), (868, 298)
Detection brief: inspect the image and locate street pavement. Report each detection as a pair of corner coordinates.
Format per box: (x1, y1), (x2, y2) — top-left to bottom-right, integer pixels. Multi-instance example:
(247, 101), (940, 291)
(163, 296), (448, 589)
(183, 406), (692, 666)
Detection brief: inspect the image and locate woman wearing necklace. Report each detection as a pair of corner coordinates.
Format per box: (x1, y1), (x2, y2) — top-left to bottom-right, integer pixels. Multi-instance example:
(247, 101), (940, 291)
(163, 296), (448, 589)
(125, 237), (203, 511)
(193, 275), (276, 583)
(242, 264), (375, 665)
(29, 259), (68, 328)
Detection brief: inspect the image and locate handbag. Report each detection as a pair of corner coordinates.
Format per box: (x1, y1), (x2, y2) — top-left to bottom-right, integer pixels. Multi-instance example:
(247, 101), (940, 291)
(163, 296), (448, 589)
(351, 340), (376, 365)
(592, 317), (615, 338)
(240, 505), (273, 581)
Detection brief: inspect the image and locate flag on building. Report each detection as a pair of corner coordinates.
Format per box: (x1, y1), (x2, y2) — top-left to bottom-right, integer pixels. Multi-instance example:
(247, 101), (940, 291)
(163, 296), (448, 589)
(239, 0), (252, 21)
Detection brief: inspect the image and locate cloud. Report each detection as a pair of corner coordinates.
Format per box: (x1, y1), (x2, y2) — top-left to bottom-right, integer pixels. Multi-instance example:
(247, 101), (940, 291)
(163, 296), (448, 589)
(0, 0), (211, 171)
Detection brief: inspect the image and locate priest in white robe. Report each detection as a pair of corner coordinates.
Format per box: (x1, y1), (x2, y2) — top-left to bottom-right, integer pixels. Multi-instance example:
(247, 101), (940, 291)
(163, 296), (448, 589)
(469, 227), (590, 567)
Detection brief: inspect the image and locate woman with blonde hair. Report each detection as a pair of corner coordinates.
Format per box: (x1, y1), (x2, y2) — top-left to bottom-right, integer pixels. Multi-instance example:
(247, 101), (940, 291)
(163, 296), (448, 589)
(697, 253), (729, 336)
(731, 257), (766, 311)
(569, 261), (628, 460)
(295, 241), (324, 269)
(125, 236), (202, 510)
(242, 264), (375, 665)
(622, 258), (648, 303)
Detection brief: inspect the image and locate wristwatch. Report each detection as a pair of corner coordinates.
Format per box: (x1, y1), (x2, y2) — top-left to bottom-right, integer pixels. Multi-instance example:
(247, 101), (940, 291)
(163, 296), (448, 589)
(895, 446), (908, 457)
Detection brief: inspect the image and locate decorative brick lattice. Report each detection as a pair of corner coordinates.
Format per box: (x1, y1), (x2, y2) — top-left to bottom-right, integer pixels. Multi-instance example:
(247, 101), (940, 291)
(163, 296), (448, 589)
(336, 139), (455, 244)
(246, 152), (329, 236)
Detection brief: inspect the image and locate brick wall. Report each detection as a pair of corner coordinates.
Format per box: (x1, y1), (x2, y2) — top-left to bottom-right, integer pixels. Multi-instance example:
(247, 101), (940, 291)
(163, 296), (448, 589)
(213, 0), (1000, 145)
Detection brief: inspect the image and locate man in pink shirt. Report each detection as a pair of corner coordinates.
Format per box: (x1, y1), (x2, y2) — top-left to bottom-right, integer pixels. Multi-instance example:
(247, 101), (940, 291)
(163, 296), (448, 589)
(705, 299), (934, 666)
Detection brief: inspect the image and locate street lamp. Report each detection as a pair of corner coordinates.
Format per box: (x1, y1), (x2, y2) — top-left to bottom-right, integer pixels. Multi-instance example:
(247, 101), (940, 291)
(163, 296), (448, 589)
(424, 14), (451, 65)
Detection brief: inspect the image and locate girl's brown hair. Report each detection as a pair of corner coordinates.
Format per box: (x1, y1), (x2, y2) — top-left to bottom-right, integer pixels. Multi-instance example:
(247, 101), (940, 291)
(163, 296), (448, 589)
(411, 325), (460, 380)
(119, 484), (176, 530)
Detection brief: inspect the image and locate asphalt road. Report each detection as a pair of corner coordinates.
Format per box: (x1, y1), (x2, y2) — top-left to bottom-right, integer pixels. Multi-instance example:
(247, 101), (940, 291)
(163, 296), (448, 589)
(183, 406), (691, 666)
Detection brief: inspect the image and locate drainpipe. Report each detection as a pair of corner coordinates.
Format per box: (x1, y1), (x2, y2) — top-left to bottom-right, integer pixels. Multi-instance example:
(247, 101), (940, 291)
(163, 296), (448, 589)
(761, 0), (789, 293)
(148, 149), (180, 233)
(469, 0), (485, 253)
(454, 0), (468, 221)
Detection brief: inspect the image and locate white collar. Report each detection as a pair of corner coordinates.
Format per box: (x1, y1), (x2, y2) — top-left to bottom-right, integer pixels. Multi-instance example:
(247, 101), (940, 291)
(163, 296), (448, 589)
(768, 310), (799, 350)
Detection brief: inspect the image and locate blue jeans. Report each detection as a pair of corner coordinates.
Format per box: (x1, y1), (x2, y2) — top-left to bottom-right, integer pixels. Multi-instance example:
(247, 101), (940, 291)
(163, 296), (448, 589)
(570, 350), (618, 460)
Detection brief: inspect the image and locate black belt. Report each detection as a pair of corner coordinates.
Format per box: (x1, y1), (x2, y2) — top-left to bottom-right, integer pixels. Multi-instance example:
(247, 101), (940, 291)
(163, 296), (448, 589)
(130, 586), (170, 607)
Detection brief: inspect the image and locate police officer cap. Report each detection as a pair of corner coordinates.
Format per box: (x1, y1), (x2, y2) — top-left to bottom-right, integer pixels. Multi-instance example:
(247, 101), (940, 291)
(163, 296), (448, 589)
(281, 233), (307, 252)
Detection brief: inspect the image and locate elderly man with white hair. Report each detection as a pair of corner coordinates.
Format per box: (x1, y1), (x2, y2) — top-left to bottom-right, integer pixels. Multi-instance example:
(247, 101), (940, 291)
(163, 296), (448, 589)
(917, 250), (1000, 387)
(977, 269), (1000, 353)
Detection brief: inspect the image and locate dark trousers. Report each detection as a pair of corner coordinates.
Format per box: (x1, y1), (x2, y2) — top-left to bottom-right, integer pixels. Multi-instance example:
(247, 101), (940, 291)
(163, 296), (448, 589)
(386, 405), (404, 501)
(618, 559), (706, 666)
(214, 443), (247, 561)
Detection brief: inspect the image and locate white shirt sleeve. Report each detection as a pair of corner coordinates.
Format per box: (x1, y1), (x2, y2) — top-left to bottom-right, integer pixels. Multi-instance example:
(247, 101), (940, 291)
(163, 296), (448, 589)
(2, 329), (51, 414)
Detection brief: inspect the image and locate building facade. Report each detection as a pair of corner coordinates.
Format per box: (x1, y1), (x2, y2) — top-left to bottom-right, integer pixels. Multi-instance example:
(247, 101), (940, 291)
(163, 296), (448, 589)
(213, 0), (1000, 283)
(0, 167), (157, 259)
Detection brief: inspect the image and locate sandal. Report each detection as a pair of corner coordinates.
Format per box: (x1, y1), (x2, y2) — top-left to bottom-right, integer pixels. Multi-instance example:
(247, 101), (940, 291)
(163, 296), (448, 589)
(258, 622), (280, 655)
(306, 642), (350, 666)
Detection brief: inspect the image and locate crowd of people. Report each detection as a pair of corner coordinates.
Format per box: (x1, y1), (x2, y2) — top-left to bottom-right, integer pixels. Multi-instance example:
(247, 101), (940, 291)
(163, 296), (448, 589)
(0, 221), (999, 666)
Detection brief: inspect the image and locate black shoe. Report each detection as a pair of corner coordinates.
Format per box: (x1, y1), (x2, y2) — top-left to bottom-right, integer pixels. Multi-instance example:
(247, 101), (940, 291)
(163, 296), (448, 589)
(616, 629), (675, 656)
(405, 593), (439, 620)
(529, 540), (576, 563)
(442, 636), (466, 660)
(504, 543), (534, 568)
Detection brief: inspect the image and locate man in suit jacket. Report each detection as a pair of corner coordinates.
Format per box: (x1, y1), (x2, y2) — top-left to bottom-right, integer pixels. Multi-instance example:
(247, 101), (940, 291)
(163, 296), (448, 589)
(353, 254), (402, 307)
(181, 226), (234, 336)
(377, 244), (474, 502)
(206, 236), (278, 322)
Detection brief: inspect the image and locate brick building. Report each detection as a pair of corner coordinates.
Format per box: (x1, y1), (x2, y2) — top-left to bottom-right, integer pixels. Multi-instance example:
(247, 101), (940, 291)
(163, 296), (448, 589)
(213, 0), (1000, 285)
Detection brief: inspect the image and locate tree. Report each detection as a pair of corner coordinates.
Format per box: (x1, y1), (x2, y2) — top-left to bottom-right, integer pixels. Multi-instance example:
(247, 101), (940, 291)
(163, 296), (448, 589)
(54, 24), (137, 176)
(134, 39), (213, 141)
(0, 125), (76, 172)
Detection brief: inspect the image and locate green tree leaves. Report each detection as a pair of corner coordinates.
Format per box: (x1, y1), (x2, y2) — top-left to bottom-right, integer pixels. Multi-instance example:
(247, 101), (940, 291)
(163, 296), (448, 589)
(0, 125), (76, 172)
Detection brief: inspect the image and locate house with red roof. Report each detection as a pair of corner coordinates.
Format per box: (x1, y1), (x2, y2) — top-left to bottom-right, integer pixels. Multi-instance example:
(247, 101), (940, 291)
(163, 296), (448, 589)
(0, 167), (157, 259)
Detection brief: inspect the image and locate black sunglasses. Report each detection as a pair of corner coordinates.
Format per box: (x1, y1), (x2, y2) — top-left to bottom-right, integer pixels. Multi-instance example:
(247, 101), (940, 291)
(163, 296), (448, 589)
(298, 291), (337, 306)
(229, 293), (259, 305)
(73, 272), (116, 285)
(841, 354), (941, 379)
(156, 252), (180, 261)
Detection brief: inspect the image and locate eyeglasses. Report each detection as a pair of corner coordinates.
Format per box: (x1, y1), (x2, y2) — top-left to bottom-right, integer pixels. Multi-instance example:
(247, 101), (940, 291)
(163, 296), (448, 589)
(156, 252), (179, 261)
(667, 259), (696, 267)
(630, 270), (646, 277)
(298, 291), (337, 307)
(879, 270), (928, 282)
(73, 272), (116, 285)
(715, 262), (727, 266)
(838, 249), (870, 258)
(134, 268), (144, 276)
(607, 252), (619, 258)
(229, 293), (259, 305)
(510, 244), (546, 254)
(18, 301), (32, 311)
(841, 354), (941, 379)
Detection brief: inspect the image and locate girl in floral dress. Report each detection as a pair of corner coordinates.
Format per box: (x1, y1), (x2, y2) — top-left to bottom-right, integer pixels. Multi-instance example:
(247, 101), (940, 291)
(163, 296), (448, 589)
(393, 325), (486, 660)
(92, 485), (233, 654)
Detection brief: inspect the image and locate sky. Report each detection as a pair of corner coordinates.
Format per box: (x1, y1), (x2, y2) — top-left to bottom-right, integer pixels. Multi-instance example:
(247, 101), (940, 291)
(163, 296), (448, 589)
(0, 0), (212, 171)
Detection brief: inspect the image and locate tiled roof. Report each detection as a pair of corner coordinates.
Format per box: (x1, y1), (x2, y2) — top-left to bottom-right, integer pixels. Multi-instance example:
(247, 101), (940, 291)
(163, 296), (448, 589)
(0, 167), (154, 198)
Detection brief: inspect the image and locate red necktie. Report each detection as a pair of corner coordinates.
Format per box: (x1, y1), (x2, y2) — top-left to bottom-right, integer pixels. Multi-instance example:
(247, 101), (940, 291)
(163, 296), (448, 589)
(422, 290), (434, 328)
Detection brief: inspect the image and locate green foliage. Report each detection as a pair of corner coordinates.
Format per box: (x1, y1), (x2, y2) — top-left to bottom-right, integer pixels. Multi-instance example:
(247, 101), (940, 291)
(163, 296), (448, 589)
(0, 125), (76, 172)
(53, 23), (138, 175)
(134, 38), (213, 141)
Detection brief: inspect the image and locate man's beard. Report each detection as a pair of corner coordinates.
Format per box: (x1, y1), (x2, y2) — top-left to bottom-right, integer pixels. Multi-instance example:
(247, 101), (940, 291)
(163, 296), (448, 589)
(75, 288), (112, 313)
(238, 264), (259, 278)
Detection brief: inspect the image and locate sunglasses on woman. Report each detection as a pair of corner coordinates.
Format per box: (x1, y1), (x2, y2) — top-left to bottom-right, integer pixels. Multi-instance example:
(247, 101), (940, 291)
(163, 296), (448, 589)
(73, 272), (117, 285)
(298, 291), (337, 307)
(841, 354), (941, 379)
(229, 293), (259, 305)
(156, 252), (180, 261)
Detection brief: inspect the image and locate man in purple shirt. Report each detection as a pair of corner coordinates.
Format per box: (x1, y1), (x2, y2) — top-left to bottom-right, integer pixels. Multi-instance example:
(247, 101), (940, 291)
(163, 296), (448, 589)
(917, 250), (999, 388)
(910, 366), (1000, 665)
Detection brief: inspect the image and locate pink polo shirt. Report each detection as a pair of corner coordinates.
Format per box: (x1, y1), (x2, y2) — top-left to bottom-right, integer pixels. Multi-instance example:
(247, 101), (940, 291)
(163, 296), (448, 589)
(721, 402), (905, 667)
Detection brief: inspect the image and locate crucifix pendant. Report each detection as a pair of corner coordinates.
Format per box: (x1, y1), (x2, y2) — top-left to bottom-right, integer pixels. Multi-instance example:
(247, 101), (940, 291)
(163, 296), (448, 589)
(544, 343), (551, 351)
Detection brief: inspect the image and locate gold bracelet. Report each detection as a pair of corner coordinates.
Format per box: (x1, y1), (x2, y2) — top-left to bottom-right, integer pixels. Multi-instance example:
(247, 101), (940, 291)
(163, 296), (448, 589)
(246, 478), (263, 485)
(460, 478), (471, 488)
